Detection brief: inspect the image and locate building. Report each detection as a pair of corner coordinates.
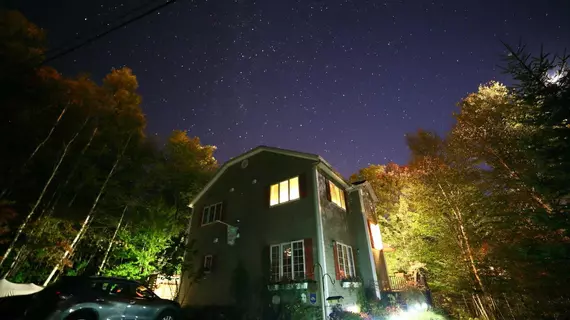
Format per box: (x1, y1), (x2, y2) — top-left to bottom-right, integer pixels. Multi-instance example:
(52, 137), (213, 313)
(177, 146), (392, 319)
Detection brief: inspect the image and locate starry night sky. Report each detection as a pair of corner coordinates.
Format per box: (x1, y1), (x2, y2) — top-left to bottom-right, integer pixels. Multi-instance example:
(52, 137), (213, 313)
(16, 0), (570, 176)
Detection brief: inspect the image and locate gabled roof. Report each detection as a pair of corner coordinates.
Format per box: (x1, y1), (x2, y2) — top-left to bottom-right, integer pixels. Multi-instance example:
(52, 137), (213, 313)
(188, 145), (350, 208)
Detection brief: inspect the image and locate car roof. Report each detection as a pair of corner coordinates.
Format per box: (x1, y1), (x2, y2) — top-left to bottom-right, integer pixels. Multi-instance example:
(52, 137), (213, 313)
(59, 276), (141, 284)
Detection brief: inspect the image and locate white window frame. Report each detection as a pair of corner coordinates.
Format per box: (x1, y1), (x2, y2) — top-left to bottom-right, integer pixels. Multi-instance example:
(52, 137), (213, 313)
(328, 180), (346, 210)
(270, 240), (306, 282)
(203, 255), (213, 273)
(270, 176), (300, 206)
(201, 202), (223, 226)
(336, 242), (355, 279)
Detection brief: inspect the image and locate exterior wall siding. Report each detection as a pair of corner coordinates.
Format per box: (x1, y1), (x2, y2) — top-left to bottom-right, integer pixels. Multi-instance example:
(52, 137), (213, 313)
(178, 148), (383, 320)
(316, 170), (360, 311)
(360, 187), (390, 290)
(179, 152), (319, 316)
(347, 189), (381, 298)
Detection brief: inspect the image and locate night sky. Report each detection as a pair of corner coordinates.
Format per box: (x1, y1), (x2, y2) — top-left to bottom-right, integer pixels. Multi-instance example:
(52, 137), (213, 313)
(16, 0), (570, 176)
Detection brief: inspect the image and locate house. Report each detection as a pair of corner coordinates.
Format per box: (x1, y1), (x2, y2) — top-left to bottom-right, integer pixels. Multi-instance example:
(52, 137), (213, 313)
(177, 146), (392, 319)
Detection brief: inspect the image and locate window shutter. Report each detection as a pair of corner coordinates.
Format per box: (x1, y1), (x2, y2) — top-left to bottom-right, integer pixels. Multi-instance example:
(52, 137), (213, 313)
(201, 207), (207, 225)
(299, 173), (308, 198)
(265, 184), (271, 207)
(332, 241), (341, 280)
(325, 180), (332, 201)
(210, 255), (216, 273)
(304, 238), (314, 280)
(220, 201), (227, 222)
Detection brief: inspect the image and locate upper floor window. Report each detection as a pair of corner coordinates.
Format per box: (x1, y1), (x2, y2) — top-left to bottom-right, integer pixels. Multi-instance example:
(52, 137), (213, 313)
(335, 242), (355, 279)
(368, 221), (383, 250)
(270, 240), (305, 282)
(270, 176), (300, 206)
(202, 202), (222, 225)
(328, 181), (346, 209)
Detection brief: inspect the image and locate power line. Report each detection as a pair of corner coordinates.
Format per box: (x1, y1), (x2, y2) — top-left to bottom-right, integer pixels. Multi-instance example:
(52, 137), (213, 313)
(46, 0), (166, 58)
(43, 0), (178, 64)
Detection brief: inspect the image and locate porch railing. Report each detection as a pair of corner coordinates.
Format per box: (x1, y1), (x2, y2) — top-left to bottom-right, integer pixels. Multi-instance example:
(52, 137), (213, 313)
(384, 274), (427, 292)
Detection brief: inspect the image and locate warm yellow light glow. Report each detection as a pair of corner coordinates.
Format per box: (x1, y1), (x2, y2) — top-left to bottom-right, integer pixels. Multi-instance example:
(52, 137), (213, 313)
(329, 181), (339, 204)
(369, 222), (383, 250)
(279, 180), (289, 203)
(270, 176), (300, 206)
(270, 184), (279, 206)
(289, 176), (300, 200)
(346, 304), (361, 313)
(339, 189), (346, 209)
(329, 181), (346, 209)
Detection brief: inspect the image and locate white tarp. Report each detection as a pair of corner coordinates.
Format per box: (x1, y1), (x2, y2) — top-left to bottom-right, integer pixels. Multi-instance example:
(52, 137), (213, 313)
(0, 278), (44, 298)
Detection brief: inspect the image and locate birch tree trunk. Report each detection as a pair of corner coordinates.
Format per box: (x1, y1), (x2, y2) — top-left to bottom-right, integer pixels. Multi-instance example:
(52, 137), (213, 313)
(23, 104), (69, 169)
(0, 105), (69, 199)
(0, 119), (87, 268)
(437, 182), (486, 294)
(3, 246), (24, 278)
(43, 134), (132, 286)
(47, 127), (98, 211)
(486, 147), (553, 213)
(97, 205), (127, 275)
(61, 127), (98, 191)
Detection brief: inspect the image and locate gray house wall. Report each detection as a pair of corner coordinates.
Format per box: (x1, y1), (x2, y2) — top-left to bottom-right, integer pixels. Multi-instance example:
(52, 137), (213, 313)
(347, 189), (380, 298)
(360, 186), (390, 290)
(179, 151), (319, 313)
(178, 148), (385, 319)
(316, 170), (377, 311)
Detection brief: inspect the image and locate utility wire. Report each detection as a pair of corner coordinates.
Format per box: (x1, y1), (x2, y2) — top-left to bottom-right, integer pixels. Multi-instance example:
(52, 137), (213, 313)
(46, 0), (166, 58)
(43, 0), (178, 64)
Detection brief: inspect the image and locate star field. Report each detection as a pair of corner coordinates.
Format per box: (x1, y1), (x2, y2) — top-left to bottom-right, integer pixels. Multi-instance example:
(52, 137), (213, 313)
(18, 0), (570, 176)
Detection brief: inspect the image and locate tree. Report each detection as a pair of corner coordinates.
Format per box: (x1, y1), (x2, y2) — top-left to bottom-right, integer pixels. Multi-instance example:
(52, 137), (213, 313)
(0, 11), (219, 292)
(502, 44), (570, 207)
(102, 200), (182, 280)
(351, 142), (489, 318)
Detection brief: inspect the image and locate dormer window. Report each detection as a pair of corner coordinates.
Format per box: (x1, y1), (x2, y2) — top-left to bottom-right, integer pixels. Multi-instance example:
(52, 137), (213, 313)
(270, 176), (300, 206)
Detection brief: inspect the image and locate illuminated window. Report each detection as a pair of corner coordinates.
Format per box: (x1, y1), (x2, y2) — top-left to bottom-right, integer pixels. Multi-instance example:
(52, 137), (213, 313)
(270, 240), (305, 282)
(336, 242), (355, 278)
(201, 202), (222, 225)
(368, 221), (383, 250)
(270, 176), (300, 206)
(203, 255), (213, 273)
(270, 184), (279, 206)
(328, 181), (346, 209)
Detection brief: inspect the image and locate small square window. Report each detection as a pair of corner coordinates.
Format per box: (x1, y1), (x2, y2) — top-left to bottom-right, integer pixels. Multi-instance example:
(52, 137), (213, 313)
(203, 255), (213, 273)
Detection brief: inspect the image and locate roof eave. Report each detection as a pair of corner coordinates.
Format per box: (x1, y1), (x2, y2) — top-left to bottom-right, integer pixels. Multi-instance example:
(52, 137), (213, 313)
(188, 146), (323, 208)
(347, 181), (379, 203)
(316, 161), (350, 189)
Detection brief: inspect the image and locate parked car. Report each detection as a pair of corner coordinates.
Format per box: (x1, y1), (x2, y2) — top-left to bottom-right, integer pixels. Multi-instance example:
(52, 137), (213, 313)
(0, 293), (35, 320)
(17, 276), (182, 320)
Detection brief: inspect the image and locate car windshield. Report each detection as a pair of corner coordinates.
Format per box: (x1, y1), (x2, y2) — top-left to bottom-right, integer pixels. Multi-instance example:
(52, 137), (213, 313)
(134, 285), (155, 299)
